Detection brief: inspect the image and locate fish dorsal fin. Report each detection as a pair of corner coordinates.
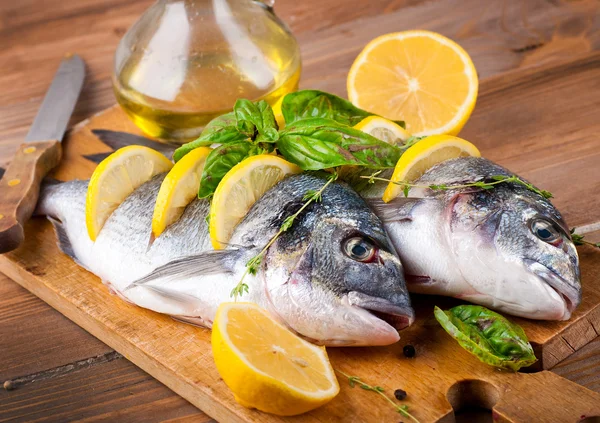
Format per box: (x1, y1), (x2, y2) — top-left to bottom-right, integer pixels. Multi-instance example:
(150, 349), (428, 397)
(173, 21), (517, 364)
(92, 129), (176, 157)
(366, 197), (427, 223)
(124, 249), (248, 291)
(83, 152), (111, 164)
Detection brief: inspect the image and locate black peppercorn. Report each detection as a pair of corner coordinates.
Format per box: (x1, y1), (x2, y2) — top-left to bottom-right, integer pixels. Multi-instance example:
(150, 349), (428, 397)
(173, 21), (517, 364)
(394, 388), (407, 400)
(403, 344), (416, 358)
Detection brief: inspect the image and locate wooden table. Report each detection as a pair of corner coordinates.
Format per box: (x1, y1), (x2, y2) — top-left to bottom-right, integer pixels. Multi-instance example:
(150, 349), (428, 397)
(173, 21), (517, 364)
(1, 0), (599, 421)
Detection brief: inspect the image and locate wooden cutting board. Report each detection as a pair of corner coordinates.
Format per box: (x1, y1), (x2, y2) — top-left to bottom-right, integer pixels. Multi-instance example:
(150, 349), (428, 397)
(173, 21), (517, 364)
(1, 53), (600, 422)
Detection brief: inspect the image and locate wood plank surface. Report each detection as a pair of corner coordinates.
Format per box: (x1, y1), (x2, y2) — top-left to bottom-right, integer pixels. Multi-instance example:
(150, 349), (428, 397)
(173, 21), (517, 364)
(1, 0), (600, 421)
(2, 51), (600, 422)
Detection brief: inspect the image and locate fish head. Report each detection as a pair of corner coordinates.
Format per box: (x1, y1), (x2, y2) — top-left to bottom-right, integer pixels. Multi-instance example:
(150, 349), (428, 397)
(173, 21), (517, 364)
(262, 179), (414, 347)
(450, 187), (581, 321)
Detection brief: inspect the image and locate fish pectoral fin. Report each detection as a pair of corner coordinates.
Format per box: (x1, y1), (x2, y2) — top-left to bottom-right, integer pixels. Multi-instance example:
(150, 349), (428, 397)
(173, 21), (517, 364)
(366, 197), (427, 222)
(140, 284), (201, 304)
(124, 249), (248, 291)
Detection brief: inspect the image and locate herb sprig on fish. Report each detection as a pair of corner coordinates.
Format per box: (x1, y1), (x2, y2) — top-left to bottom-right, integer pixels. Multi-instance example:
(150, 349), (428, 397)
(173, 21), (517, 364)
(230, 172), (339, 300)
(336, 370), (420, 423)
(362, 172), (553, 199)
(570, 229), (600, 249)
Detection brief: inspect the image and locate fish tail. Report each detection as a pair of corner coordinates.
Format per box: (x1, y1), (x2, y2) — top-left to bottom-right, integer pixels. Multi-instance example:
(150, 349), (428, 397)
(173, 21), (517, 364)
(34, 178), (64, 217)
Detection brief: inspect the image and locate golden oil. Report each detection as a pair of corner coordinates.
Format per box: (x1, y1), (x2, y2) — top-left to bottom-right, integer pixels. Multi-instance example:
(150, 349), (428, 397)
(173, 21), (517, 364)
(113, 0), (301, 143)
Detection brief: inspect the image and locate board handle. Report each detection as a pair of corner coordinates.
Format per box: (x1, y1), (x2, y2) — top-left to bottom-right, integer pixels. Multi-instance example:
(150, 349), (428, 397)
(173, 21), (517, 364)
(492, 371), (600, 422)
(0, 140), (62, 254)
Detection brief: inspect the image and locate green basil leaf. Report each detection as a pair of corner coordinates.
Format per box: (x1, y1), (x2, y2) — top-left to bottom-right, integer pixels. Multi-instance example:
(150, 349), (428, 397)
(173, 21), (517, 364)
(234, 99), (279, 141)
(277, 118), (401, 170)
(203, 111), (237, 135)
(281, 90), (405, 128)
(173, 126), (249, 162)
(234, 99), (259, 136)
(198, 141), (264, 198)
(434, 305), (537, 371)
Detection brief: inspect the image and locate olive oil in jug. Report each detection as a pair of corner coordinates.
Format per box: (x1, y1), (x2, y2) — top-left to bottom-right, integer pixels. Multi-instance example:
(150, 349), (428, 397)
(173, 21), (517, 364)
(113, 0), (301, 143)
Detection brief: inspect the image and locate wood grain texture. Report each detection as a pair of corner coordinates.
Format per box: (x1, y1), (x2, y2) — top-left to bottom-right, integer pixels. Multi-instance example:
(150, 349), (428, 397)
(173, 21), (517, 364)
(0, 140), (62, 253)
(2, 51), (600, 421)
(0, 220), (599, 422)
(1, 0), (599, 421)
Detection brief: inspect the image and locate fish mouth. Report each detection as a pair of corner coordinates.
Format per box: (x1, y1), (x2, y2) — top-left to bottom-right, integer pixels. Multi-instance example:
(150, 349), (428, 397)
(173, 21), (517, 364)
(347, 291), (415, 330)
(527, 261), (581, 319)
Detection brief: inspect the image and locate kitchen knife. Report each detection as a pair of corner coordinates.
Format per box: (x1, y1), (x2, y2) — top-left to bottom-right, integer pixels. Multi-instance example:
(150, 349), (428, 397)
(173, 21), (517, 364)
(0, 54), (85, 254)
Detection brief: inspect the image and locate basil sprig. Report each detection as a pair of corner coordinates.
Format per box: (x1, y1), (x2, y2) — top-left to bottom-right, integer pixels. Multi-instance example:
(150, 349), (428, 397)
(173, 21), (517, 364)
(173, 112), (248, 162)
(278, 118), (401, 170)
(434, 305), (537, 371)
(281, 90), (405, 128)
(174, 90), (406, 198)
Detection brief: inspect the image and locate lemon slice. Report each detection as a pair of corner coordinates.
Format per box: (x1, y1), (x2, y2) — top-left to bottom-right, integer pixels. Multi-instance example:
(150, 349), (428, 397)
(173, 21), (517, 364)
(209, 155), (301, 249)
(347, 30), (478, 136)
(151, 147), (212, 238)
(86, 146), (173, 241)
(212, 302), (340, 416)
(382, 134), (480, 202)
(353, 116), (411, 145)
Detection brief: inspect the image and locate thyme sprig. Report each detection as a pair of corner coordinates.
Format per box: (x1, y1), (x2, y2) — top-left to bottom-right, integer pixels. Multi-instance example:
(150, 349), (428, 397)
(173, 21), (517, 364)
(230, 173), (339, 300)
(570, 228), (600, 249)
(336, 370), (420, 423)
(362, 173), (553, 199)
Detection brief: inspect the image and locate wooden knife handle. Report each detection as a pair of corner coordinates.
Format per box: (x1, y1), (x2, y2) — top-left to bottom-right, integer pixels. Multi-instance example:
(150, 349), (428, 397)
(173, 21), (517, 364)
(0, 140), (62, 254)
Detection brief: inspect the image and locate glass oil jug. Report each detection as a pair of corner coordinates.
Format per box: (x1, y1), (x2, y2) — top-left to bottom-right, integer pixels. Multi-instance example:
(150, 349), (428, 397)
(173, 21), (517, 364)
(113, 0), (301, 143)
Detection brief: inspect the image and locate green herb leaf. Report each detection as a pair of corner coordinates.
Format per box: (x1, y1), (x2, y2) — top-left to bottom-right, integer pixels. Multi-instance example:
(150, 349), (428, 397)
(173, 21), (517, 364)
(434, 305), (537, 371)
(198, 141), (264, 198)
(234, 99), (279, 141)
(277, 118), (401, 170)
(281, 90), (405, 128)
(173, 125), (249, 162)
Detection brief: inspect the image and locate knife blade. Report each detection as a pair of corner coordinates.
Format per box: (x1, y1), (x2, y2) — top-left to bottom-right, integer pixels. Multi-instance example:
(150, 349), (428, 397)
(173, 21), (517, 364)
(0, 54), (85, 254)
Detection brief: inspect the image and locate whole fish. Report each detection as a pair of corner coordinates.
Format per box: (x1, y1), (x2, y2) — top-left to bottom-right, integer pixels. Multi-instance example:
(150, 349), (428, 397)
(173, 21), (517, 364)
(36, 173), (414, 346)
(88, 131), (582, 320)
(361, 157), (581, 321)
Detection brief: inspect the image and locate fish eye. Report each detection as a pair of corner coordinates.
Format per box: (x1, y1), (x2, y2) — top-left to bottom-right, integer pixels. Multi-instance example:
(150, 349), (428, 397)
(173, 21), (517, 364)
(343, 237), (377, 262)
(531, 219), (561, 243)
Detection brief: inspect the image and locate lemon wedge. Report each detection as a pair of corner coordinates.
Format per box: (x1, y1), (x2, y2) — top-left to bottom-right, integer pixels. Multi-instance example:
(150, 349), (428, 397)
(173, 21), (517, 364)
(212, 302), (340, 416)
(353, 116), (411, 145)
(348, 30), (478, 136)
(209, 155), (301, 249)
(151, 147), (212, 239)
(382, 134), (481, 202)
(86, 146), (173, 241)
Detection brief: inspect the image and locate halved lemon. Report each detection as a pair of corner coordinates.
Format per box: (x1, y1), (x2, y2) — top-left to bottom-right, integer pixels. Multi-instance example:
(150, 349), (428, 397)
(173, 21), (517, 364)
(86, 146), (173, 241)
(353, 116), (411, 145)
(151, 147), (212, 239)
(209, 155), (302, 249)
(347, 30), (478, 136)
(212, 302), (340, 416)
(382, 134), (480, 202)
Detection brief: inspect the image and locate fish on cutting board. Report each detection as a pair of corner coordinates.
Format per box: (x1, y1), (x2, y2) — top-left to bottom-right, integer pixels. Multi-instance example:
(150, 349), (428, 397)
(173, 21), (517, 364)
(87, 130), (583, 321)
(36, 173), (414, 346)
(363, 157), (581, 320)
